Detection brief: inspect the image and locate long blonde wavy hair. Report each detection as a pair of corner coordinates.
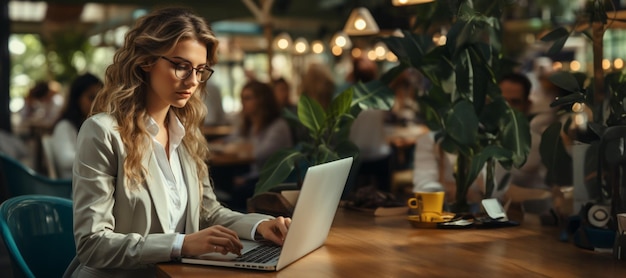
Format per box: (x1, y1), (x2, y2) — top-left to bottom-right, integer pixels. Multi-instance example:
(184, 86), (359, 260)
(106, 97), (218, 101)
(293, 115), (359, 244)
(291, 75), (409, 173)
(91, 7), (217, 190)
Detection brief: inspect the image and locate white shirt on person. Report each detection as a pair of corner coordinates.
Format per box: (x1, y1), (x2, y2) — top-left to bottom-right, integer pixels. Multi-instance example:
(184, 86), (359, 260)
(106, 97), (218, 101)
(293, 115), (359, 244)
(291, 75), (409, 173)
(51, 119), (79, 179)
(412, 131), (510, 204)
(146, 112), (268, 258)
(349, 109), (391, 161)
(146, 112), (188, 234)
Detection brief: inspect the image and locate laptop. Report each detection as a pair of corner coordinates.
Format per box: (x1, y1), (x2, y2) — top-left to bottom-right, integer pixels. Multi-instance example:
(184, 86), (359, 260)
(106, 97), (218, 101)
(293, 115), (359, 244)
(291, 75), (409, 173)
(181, 156), (354, 271)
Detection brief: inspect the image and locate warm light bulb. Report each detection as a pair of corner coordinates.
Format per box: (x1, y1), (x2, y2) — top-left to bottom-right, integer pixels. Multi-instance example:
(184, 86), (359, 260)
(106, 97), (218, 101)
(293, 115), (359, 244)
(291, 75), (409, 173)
(354, 18), (367, 31)
(312, 41), (324, 54)
(367, 50), (377, 61)
(572, 102), (584, 113)
(332, 45), (343, 56)
(277, 39), (289, 50)
(615, 58), (624, 69)
(375, 45), (386, 57)
(574, 113), (587, 129)
(438, 35), (447, 46)
(335, 36), (347, 48)
(570, 60), (581, 71)
(602, 59), (611, 70)
(432, 33), (441, 44)
(295, 42), (307, 53)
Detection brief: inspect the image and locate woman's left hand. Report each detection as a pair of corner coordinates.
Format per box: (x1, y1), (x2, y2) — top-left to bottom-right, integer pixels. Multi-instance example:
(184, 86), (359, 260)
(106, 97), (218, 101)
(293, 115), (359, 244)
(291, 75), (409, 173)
(256, 216), (291, 245)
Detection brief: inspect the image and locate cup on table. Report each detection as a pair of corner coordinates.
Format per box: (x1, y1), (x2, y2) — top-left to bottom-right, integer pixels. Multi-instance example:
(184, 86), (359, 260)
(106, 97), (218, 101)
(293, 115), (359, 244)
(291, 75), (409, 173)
(407, 191), (445, 222)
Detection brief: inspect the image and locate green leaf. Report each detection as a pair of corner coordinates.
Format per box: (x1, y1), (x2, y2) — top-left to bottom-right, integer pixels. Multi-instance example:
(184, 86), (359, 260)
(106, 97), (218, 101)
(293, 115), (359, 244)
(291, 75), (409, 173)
(255, 150), (306, 195)
(549, 92), (586, 108)
(382, 32), (433, 69)
(466, 145), (513, 194)
(500, 108), (530, 168)
(334, 140), (360, 160)
(540, 27), (569, 42)
(549, 71), (583, 94)
(298, 95), (326, 135)
(379, 63), (409, 85)
(539, 122), (573, 186)
(479, 97), (508, 133)
(455, 50), (471, 100)
(445, 100), (479, 146)
(314, 144), (340, 164)
(547, 36), (568, 56)
(352, 81), (394, 110)
(328, 87), (353, 120)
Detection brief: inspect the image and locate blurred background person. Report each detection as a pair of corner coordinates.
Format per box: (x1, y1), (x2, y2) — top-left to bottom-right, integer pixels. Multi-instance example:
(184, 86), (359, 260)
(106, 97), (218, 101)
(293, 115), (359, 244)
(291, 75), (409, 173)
(347, 55), (392, 193)
(498, 72), (547, 192)
(18, 80), (64, 135)
(202, 80), (228, 126)
(387, 68), (421, 126)
(50, 73), (103, 179)
(221, 80), (293, 211)
(300, 63), (335, 110)
(272, 77), (296, 114)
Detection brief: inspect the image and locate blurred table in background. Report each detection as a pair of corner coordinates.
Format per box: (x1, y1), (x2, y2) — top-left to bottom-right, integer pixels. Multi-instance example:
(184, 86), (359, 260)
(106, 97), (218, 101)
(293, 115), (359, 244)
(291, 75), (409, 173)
(207, 143), (253, 203)
(202, 125), (233, 141)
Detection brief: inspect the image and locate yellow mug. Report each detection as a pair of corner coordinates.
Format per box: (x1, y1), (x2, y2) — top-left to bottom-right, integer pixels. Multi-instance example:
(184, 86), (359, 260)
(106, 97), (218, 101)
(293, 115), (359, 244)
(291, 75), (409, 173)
(407, 191), (445, 215)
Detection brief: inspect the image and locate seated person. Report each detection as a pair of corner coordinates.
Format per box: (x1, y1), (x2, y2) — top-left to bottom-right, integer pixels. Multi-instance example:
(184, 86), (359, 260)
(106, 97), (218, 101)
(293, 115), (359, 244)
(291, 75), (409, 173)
(272, 77), (296, 114)
(18, 80), (64, 135)
(499, 73), (545, 190)
(412, 132), (509, 206)
(221, 80), (293, 211)
(50, 73), (102, 179)
(202, 80), (228, 126)
(500, 72), (569, 191)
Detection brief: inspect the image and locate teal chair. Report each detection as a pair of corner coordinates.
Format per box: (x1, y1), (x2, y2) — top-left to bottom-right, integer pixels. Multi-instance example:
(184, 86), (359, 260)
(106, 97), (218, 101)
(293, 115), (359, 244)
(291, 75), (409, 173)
(0, 195), (75, 278)
(0, 152), (72, 199)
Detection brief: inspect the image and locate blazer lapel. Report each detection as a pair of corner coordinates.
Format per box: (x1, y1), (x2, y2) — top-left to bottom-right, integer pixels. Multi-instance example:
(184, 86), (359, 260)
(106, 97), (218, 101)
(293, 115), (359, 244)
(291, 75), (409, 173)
(142, 151), (170, 233)
(178, 147), (200, 232)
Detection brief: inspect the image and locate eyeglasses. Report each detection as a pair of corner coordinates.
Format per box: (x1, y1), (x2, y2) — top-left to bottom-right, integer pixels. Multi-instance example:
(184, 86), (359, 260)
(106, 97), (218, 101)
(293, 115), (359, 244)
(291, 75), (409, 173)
(160, 56), (214, 83)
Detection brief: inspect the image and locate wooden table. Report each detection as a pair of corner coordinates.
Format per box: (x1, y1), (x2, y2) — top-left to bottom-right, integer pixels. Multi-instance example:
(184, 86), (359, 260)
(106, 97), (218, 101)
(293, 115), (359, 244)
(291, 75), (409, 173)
(202, 125), (234, 141)
(157, 209), (626, 277)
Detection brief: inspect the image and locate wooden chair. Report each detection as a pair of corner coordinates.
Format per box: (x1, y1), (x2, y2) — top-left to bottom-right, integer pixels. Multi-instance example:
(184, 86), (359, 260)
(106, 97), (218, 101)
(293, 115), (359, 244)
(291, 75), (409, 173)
(0, 152), (71, 199)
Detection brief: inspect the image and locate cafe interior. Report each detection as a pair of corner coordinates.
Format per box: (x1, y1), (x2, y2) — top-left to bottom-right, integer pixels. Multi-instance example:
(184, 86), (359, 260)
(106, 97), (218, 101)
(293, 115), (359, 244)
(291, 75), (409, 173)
(1, 0), (626, 277)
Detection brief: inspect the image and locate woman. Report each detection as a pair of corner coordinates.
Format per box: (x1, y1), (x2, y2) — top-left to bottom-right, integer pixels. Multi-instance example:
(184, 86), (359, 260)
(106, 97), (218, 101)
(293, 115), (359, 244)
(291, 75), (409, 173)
(224, 80), (293, 210)
(51, 73), (102, 179)
(272, 77), (296, 113)
(64, 8), (290, 278)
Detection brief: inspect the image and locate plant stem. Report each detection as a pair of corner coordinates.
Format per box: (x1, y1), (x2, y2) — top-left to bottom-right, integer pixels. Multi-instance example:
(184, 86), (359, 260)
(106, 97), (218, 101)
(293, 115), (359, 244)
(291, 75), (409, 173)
(454, 153), (471, 212)
(592, 20), (605, 119)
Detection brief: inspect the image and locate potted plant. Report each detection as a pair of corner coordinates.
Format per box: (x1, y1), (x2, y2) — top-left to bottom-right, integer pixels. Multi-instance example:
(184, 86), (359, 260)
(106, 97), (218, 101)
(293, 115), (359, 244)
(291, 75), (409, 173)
(250, 81), (395, 215)
(536, 0), (626, 253)
(379, 0), (531, 212)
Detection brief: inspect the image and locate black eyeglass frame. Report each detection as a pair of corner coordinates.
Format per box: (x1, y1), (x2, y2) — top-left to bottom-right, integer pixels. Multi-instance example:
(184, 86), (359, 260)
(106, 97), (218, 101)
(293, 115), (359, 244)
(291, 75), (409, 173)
(160, 56), (214, 83)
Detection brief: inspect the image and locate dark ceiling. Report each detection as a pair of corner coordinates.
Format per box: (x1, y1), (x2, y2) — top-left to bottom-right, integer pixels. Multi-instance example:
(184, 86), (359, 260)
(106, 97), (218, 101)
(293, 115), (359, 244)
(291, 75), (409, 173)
(10, 0), (416, 40)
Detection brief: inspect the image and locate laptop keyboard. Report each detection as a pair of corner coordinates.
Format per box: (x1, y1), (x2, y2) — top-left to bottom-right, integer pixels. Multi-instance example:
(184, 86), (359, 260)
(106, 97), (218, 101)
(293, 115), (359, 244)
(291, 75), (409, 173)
(234, 245), (282, 263)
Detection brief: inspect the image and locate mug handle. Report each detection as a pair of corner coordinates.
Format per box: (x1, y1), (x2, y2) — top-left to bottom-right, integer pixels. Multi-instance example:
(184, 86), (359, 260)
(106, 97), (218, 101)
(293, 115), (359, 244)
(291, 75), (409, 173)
(407, 196), (423, 213)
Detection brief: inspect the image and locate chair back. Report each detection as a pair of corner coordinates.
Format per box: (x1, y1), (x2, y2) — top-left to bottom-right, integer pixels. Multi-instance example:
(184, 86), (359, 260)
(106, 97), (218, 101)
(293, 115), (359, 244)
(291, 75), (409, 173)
(0, 195), (75, 278)
(40, 135), (58, 179)
(0, 152), (72, 199)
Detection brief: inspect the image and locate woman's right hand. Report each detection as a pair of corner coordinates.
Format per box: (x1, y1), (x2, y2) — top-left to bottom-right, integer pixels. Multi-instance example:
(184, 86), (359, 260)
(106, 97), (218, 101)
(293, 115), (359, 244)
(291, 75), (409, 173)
(181, 225), (243, 256)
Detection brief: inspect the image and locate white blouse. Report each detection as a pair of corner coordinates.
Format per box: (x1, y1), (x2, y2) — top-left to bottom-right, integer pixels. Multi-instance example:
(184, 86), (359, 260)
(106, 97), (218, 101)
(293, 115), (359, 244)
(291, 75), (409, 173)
(146, 113), (188, 234)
